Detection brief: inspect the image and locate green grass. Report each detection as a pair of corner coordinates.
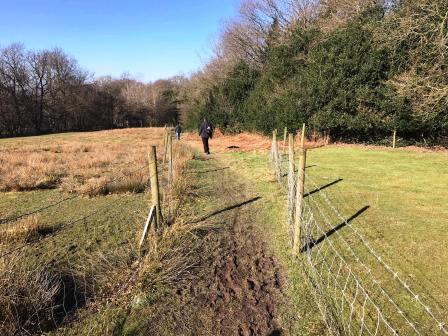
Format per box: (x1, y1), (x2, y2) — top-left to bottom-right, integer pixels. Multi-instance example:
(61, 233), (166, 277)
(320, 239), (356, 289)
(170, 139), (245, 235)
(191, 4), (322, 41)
(0, 187), (148, 335)
(217, 150), (329, 335)
(0, 130), (166, 336)
(215, 145), (448, 334)
(306, 146), (448, 303)
(2, 130), (447, 334)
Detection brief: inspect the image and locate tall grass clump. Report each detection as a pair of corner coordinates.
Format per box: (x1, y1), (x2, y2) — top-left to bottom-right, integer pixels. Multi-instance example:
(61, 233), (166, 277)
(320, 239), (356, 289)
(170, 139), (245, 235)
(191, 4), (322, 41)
(0, 256), (60, 335)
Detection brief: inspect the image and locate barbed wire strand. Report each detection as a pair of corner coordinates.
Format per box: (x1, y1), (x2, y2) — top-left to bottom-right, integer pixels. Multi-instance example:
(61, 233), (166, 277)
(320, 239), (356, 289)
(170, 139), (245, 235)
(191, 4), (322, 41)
(0, 191), (142, 259)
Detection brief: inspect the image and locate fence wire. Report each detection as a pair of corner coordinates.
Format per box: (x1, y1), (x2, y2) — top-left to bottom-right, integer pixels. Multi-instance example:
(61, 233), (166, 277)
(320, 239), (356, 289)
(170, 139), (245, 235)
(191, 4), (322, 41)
(0, 136), (177, 335)
(270, 138), (447, 335)
(0, 163), (148, 226)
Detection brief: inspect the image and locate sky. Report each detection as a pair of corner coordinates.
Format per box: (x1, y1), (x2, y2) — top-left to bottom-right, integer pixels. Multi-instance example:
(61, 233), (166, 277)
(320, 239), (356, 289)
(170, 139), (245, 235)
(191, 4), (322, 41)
(0, 0), (240, 82)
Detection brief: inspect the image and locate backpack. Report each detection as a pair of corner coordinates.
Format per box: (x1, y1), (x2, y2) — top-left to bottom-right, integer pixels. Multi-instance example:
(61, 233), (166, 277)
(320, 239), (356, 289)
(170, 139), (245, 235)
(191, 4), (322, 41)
(205, 125), (212, 136)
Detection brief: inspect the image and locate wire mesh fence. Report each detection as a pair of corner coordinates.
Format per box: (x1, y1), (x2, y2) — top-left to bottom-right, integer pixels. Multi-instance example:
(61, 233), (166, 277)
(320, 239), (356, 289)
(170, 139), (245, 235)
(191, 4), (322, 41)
(269, 131), (448, 335)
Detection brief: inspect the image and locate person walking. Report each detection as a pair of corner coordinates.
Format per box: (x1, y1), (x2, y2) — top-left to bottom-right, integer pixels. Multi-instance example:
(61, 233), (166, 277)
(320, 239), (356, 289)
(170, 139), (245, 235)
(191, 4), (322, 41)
(199, 118), (213, 154)
(175, 123), (182, 140)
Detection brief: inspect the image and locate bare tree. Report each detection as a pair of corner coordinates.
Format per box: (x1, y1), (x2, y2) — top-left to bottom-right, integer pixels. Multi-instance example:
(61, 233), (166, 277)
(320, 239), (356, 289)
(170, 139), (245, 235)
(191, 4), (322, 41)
(0, 44), (30, 134)
(377, 0), (448, 118)
(315, 0), (382, 31)
(27, 50), (51, 132)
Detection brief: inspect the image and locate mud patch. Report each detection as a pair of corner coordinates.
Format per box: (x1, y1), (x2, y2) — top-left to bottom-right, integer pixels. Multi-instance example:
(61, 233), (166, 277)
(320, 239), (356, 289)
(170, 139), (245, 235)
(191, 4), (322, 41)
(201, 208), (285, 335)
(181, 162), (286, 335)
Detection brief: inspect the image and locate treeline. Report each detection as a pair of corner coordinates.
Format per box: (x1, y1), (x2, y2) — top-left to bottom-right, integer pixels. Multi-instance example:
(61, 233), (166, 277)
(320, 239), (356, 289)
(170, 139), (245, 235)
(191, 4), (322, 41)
(0, 44), (181, 137)
(184, 0), (448, 145)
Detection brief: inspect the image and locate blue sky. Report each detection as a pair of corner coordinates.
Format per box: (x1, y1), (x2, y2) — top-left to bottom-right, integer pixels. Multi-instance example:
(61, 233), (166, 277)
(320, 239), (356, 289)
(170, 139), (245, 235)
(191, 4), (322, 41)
(0, 0), (239, 81)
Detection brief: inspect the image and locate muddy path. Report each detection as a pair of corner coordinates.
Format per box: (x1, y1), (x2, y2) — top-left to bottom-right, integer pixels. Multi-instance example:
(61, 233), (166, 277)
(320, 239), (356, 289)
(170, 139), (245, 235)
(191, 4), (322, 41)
(138, 153), (287, 335)
(186, 154), (285, 335)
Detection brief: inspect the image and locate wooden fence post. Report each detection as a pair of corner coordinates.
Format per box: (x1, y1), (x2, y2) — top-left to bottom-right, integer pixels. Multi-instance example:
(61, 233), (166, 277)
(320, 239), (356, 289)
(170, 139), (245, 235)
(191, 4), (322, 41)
(293, 148), (307, 254)
(149, 146), (163, 230)
(283, 127), (288, 148)
(167, 131), (173, 186)
(288, 134), (296, 243)
(392, 130), (397, 149)
(138, 205), (155, 252)
(163, 128), (169, 164)
(273, 130), (282, 182)
(300, 123), (306, 149)
(271, 130), (278, 161)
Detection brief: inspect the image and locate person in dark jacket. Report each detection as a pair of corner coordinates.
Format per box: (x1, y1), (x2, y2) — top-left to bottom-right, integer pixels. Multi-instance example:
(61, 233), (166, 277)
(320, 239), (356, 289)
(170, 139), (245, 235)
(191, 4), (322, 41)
(198, 118), (213, 154)
(175, 123), (182, 140)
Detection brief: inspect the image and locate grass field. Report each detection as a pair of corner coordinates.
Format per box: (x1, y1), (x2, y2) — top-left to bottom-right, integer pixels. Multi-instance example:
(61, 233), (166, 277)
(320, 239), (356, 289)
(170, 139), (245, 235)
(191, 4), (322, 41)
(0, 129), (197, 335)
(1, 129), (447, 335)
(214, 144), (448, 334)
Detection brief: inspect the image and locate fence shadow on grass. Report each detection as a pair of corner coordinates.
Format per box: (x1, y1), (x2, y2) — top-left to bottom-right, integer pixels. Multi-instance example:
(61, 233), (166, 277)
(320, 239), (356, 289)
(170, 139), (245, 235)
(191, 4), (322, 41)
(281, 165), (317, 177)
(304, 178), (343, 198)
(191, 197), (262, 224)
(301, 205), (370, 253)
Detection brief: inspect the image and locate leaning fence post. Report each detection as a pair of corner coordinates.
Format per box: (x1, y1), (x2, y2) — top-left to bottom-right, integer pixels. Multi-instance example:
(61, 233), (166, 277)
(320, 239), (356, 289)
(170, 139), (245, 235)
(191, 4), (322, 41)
(138, 205), (155, 252)
(293, 148), (307, 254)
(288, 134), (296, 243)
(149, 146), (163, 230)
(392, 130), (397, 149)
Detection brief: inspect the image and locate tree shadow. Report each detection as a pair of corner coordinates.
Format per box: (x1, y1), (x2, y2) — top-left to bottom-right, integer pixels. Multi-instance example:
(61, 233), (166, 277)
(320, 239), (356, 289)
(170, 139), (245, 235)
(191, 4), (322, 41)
(191, 197), (262, 224)
(304, 178), (343, 198)
(301, 206), (370, 252)
(190, 167), (231, 174)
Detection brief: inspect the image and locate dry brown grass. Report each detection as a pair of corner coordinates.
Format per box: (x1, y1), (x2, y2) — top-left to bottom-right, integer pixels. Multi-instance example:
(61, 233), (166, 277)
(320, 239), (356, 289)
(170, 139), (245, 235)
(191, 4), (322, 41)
(0, 128), (166, 196)
(183, 129), (329, 153)
(0, 128), (200, 335)
(0, 247), (139, 336)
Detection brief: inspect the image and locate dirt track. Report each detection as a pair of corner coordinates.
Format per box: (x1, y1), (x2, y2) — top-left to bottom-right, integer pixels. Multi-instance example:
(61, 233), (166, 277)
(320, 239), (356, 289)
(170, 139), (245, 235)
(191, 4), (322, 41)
(135, 150), (286, 335)
(192, 202), (284, 335)
(185, 155), (285, 335)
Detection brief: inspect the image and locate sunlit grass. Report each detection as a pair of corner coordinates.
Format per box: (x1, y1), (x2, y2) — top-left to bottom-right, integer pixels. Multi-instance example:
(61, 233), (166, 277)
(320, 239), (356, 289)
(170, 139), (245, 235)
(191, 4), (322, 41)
(0, 128), (196, 335)
(0, 128), (164, 195)
(217, 145), (448, 334)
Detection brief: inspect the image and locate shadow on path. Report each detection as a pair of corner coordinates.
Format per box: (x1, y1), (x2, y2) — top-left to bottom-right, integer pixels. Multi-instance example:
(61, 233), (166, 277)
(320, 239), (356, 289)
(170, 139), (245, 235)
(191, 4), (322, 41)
(191, 197), (262, 224)
(190, 167), (231, 175)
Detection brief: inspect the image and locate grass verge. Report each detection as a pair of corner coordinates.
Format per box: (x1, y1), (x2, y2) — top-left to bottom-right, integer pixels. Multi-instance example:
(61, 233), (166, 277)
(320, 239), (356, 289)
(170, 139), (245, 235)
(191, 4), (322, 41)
(212, 145), (448, 334)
